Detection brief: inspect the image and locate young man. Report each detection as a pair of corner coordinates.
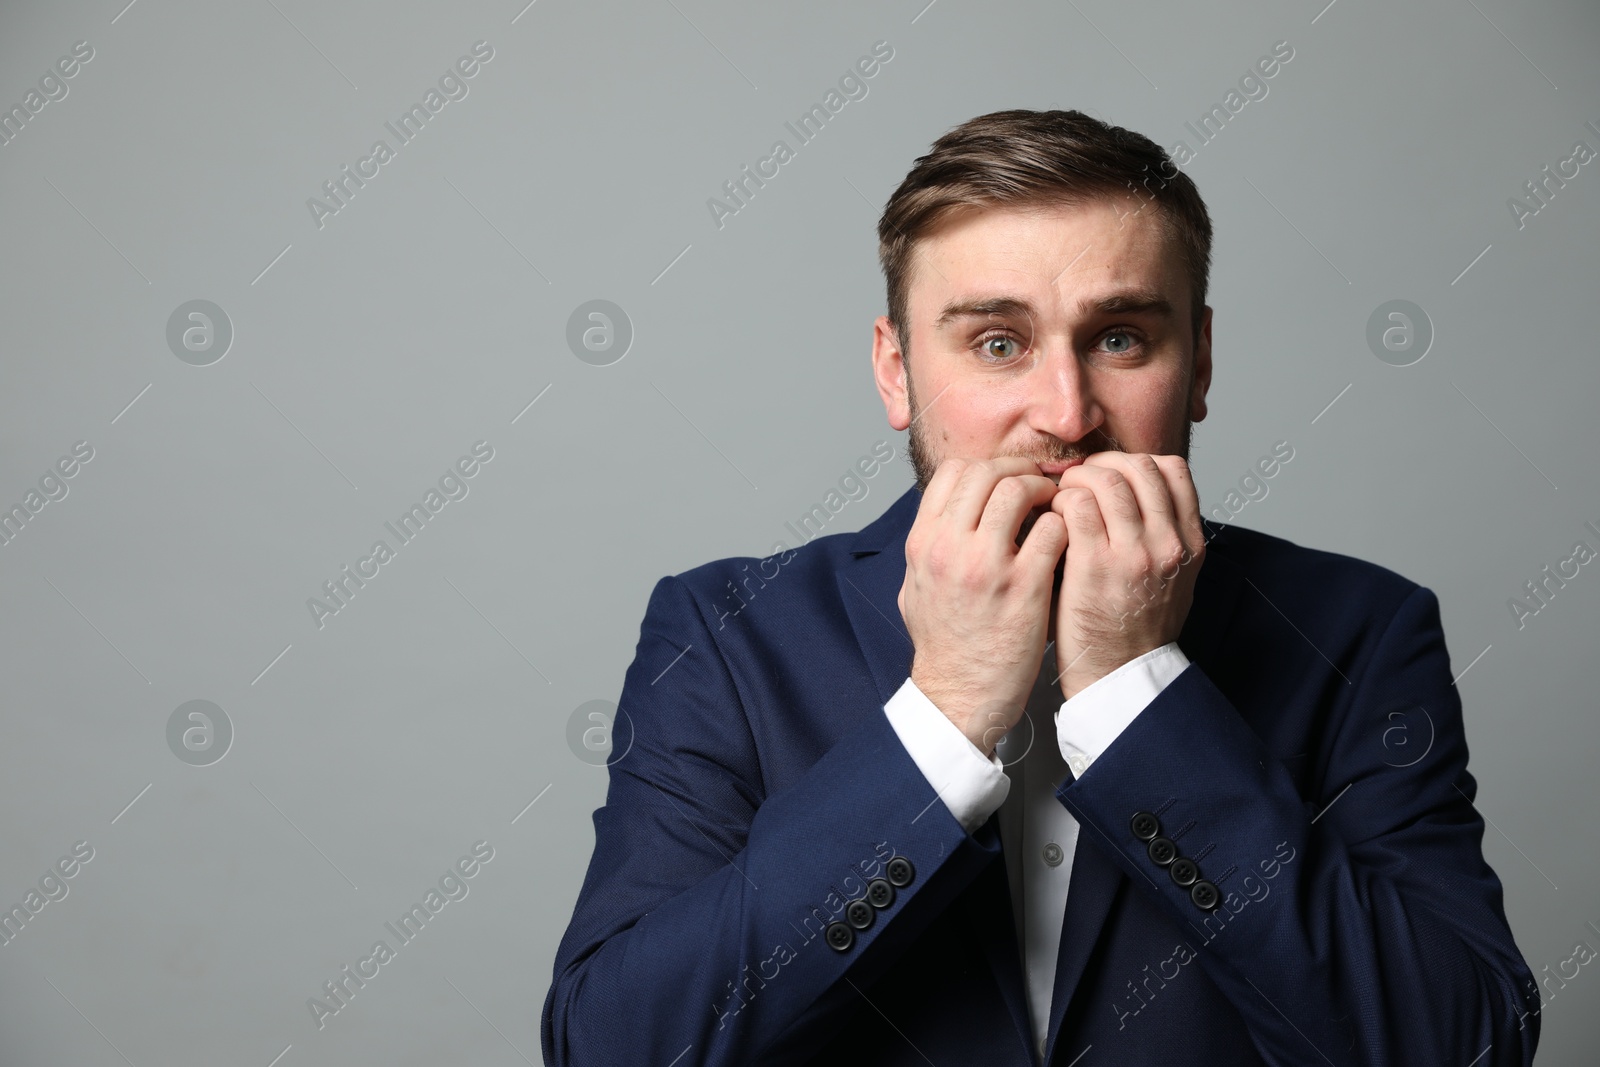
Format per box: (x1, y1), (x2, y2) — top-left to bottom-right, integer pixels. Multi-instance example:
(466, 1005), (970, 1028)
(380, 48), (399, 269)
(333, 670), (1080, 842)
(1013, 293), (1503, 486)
(542, 110), (1539, 1066)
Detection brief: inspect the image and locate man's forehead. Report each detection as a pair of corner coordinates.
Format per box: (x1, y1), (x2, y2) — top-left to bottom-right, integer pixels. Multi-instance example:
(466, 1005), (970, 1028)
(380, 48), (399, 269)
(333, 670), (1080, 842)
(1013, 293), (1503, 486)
(905, 199), (1188, 326)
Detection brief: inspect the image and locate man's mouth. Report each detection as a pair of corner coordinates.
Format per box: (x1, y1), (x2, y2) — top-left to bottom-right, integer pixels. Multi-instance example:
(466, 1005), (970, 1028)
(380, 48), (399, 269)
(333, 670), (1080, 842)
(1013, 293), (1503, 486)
(1037, 458), (1086, 482)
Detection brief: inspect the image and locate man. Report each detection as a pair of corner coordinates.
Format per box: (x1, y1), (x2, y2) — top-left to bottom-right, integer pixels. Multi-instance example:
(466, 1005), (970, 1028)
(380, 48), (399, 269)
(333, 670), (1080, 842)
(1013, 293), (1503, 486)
(542, 110), (1539, 1065)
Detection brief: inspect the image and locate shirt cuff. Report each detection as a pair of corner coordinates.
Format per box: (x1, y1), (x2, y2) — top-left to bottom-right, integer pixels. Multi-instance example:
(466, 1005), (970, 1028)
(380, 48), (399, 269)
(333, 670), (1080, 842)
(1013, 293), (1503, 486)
(1055, 642), (1190, 776)
(882, 676), (1010, 835)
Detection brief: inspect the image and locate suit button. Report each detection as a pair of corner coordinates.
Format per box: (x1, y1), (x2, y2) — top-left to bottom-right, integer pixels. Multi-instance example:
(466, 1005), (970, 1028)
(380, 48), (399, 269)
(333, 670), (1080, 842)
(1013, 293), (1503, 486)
(825, 921), (855, 951)
(1190, 880), (1220, 911)
(1130, 811), (1160, 841)
(866, 878), (895, 909)
(886, 856), (915, 887)
(1146, 836), (1176, 867)
(846, 898), (875, 930)
(1169, 857), (1199, 887)
(1145, 831), (1184, 870)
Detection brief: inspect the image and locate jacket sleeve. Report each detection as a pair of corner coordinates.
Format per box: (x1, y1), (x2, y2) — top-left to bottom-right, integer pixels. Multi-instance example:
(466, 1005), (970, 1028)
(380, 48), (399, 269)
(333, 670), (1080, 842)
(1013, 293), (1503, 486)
(1056, 583), (1540, 1066)
(541, 574), (1003, 1067)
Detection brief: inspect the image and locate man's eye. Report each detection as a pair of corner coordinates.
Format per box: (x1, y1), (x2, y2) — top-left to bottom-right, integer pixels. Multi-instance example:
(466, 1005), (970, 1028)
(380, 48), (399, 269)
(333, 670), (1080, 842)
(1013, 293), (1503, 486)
(977, 332), (1022, 361)
(1102, 330), (1143, 354)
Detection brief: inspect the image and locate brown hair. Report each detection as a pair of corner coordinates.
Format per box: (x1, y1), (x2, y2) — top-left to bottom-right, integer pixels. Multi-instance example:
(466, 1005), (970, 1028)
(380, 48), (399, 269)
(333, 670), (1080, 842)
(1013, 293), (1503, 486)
(877, 109), (1212, 358)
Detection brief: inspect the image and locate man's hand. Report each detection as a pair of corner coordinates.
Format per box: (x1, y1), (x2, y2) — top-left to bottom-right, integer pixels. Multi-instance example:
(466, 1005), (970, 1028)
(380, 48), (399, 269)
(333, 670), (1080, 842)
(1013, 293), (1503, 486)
(898, 458), (1067, 758)
(1050, 453), (1205, 701)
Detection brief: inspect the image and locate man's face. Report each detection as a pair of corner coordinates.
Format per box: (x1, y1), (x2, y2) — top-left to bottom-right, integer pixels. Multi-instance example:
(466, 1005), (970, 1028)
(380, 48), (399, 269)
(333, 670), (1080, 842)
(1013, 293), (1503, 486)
(872, 194), (1212, 516)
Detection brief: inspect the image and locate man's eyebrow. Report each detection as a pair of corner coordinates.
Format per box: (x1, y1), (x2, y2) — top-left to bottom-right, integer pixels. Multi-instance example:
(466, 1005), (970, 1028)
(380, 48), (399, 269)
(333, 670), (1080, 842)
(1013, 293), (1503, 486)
(932, 296), (1037, 331)
(1076, 288), (1175, 320)
(932, 289), (1175, 331)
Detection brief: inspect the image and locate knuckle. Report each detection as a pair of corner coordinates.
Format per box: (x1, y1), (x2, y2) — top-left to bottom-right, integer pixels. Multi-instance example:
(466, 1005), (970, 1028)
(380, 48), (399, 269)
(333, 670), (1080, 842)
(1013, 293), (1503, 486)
(995, 477), (1029, 504)
(957, 559), (989, 591)
(1088, 465), (1123, 490)
(1033, 517), (1066, 548)
(1110, 488), (1142, 517)
(1062, 487), (1094, 512)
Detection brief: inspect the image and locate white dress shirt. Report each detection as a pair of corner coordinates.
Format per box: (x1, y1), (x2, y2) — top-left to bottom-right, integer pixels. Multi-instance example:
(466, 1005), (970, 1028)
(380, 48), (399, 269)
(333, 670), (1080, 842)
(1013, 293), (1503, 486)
(882, 642), (1190, 1062)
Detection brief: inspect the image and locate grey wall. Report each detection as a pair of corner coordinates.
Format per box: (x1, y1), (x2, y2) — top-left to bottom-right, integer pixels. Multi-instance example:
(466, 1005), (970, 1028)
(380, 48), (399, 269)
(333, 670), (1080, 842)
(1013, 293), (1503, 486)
(1, 0), (1596, 1063)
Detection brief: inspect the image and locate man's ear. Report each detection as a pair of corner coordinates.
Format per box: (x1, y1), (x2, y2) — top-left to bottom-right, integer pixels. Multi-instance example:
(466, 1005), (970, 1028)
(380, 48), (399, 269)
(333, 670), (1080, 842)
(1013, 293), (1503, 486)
(1190, 305), (1213, 423)
(872, 315), (912, 431)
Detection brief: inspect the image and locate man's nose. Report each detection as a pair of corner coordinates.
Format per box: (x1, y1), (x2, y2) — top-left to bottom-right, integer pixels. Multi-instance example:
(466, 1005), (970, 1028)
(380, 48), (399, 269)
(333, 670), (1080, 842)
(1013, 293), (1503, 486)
(1026, 344), (1104, 445)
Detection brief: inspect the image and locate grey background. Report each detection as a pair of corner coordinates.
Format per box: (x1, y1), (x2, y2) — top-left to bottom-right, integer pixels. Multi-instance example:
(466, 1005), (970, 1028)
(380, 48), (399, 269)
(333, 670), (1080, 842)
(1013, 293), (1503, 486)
(0, 0), (1596, 1063)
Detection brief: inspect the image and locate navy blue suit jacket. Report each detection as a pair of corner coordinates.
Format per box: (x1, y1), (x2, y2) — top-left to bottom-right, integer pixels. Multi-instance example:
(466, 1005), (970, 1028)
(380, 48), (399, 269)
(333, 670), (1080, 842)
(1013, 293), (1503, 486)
(542, 483), (1539, 1065)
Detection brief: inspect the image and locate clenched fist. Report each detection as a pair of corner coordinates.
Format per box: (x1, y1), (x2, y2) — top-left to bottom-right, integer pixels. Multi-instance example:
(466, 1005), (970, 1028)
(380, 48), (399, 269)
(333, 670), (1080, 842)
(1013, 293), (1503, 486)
(897, 457), (1067, 758)
(1049, 452), (1204, 700)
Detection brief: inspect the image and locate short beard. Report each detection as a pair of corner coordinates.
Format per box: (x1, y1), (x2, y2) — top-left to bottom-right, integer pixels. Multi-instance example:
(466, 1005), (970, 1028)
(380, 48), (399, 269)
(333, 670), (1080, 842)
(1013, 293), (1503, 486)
(905, 364), (940, 494)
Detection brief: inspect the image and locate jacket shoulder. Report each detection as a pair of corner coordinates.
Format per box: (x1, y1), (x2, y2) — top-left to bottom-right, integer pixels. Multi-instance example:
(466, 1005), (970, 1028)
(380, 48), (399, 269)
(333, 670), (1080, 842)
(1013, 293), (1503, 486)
(1204, 519), (1426, 614)
(642, 523), (866, 638)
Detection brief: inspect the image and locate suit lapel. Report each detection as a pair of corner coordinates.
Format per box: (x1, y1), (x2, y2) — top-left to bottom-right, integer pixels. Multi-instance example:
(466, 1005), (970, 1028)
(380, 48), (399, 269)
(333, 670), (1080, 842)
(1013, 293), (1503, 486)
(838, 485), (1248, 1062)
(1041, 827), (1125, 1059)
(834, 486), (920, 708)
(955, 820), (1039, 1061)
